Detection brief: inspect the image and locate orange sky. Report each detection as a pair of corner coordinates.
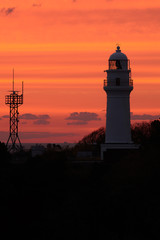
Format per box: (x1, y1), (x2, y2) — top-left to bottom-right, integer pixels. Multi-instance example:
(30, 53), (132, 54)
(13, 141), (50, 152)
(0, 0), (160, 143)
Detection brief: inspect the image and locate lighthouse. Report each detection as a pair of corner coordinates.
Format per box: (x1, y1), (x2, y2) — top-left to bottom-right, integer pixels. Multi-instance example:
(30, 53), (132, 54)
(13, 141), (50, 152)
(101, 46), (137, 160)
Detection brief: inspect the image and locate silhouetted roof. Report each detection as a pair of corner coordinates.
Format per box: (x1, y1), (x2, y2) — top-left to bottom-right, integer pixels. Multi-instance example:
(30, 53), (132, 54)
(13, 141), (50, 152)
(109, 46), (128, 60)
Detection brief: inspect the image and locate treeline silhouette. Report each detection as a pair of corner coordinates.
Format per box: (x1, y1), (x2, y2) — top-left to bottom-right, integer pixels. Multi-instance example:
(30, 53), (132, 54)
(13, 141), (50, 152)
(74, 119), (160, 151)
(0, 120), (160, 239)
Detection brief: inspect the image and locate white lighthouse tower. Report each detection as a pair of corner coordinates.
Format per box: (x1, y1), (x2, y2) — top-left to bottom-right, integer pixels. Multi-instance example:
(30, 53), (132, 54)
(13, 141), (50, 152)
(101, 46), (137, 160)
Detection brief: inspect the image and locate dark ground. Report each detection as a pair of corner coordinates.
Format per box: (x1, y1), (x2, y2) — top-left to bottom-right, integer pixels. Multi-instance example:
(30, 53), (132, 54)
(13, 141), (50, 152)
(0, 146), (160, 240)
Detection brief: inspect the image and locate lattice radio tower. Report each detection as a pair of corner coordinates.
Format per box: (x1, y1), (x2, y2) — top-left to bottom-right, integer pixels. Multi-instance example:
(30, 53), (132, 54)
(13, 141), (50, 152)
(5, 70), (24, 152)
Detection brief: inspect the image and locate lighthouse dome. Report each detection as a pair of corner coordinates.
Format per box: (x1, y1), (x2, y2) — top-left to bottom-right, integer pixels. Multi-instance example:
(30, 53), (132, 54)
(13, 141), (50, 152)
(109, 46), (128, 60)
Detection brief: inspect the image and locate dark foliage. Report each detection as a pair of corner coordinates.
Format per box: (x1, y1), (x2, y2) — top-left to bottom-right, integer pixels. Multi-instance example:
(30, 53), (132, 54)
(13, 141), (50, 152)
(78, 127), (105, 145)
(131, 120), (160, 145)
(73, 127), (105, 153)
(0, 120), (160, 239)
(150, 120), (160, 143)
(75, 120), (160, 147)
(0, 141), (10, 164)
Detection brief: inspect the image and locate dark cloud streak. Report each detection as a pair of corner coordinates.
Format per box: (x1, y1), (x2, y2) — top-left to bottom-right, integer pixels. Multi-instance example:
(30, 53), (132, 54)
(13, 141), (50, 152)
(67, 121), (88, 126)
(1, 114), (51, 125)
(131, 113), (159, 120)
(19, 113), (50, 120)
(0, 131), (78, 141)
(0, 7), (15, 16)
(66, 112), (101, 125)
(40, 8), (160, 27)
(2, 115), (9, 118)
(33, 120), (50, 125)
(66, 112), (101, 121)
(32, 3), (42, 7)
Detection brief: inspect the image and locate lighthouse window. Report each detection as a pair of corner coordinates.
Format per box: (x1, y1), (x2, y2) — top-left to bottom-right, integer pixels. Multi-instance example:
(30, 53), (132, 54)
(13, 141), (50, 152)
(109, 61), (117, 70)
(116, 60), (122, 69)
(109, 60), (122, 70)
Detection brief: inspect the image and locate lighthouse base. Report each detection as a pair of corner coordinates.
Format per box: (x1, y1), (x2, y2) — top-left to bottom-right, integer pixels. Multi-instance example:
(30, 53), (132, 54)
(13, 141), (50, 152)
(101, 143), (139, 160)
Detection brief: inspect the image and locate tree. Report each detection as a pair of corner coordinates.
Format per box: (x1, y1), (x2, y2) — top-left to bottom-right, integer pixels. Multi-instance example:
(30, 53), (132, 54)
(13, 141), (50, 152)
(78, 127), (105, 145)
(0, 141), (10, 163)
(131, 122), (151, 144)
(150, 120), (160, 143)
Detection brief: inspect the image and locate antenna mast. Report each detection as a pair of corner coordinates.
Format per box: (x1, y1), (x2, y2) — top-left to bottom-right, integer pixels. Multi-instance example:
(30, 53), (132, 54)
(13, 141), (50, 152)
(13, 68), (14, 92)
(5, 70), (24, 152)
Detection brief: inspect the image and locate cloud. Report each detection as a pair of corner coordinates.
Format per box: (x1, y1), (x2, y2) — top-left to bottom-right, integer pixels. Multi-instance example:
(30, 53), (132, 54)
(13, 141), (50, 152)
(19, 113), (50, 120)
(20, 132), (78, 140)
(20, 114), (51, 124)
(1, 114), (51, 125)
(32, 3), (42, 7)
(0, 7), (15, 16)
(21, 122), (27, 125)
(33, 120), (50, 125)
(40, 8), (160, 28)
(0, 131), (78, 141)
(67, 121), (88, 125)
(66, 112), (101, 121)
(131, 113), (160, 120)
(20, 132), (78, 139)
(20, 114), (38, 120)
(38, 115), (50, 120)
(2, 115), (9, 118)
(5, 8), (15, 15)
(66, 112), (101, 125)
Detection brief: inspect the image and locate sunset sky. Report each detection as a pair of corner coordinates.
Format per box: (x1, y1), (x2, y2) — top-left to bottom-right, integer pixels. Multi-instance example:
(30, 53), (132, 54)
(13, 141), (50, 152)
(0, 0), (160, 143)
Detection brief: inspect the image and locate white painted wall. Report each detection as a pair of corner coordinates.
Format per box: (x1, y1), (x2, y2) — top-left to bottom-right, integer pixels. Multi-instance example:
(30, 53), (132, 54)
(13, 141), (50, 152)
(104, 55), (133, 144)
(105, 86), (133, 143)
